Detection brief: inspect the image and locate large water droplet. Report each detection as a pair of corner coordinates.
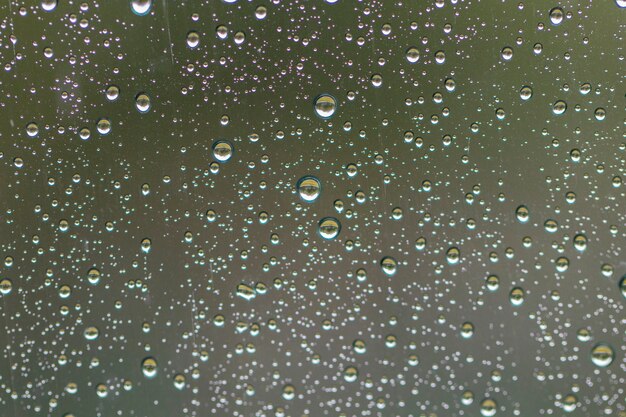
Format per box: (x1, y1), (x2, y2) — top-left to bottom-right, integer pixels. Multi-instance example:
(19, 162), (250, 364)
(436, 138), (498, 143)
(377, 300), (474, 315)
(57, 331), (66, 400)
(296, 176), (321, 202)
(318, 217), (341, 240)
(131, 0), (152, 15)
(314, 94), (337, 119)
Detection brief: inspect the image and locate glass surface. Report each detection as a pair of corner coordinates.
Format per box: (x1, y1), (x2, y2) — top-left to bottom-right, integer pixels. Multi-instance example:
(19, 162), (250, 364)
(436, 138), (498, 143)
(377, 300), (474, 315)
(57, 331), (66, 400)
(0, 0), (625, 416)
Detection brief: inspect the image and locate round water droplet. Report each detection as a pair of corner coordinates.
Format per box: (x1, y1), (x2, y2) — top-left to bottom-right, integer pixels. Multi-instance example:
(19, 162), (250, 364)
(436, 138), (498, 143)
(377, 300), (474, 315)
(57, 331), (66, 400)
(26, 122), (39, 137)
(296, 176), (321, 202)
(343, 366), (358, 382)
(515, 205), (529, 223)
(553, 100), (567, 115)
(562, 394), (577, 412)
(501, 47), (513, 61)
(549, 7), (564, 25)
(0, 278), (12, 295)
(446, 247), (460, 264)
(131, 0), (152, 15)
(520, 86), (533, 100)
(314, 94), (337, 119)
(141, 357), (158, 377)
(212, 140), (234, 162)
(590, 343), (614, 367)
(187, 31), (200, 48)
(135, 93), (151, 113)
(406, 47), (420, 63)
(380, 256), (397, 276)
(480, 398), (497, 417)
(96, 118), (111, 135)
(41, 0), (57, 12)
(460, 322), (474, 339)
(84, 326), (99, 341)
(282, 384), (295, 400)
(106, 85), (120, 101)
(594, 107), (606, 121)
(509, 287), (525, 306)
(318, 217), (341, 240)
(87, 268), (101, 285)
(141, 238), (152, 253)
(173, 374), (186, 390)
(617, 0), (626, 7)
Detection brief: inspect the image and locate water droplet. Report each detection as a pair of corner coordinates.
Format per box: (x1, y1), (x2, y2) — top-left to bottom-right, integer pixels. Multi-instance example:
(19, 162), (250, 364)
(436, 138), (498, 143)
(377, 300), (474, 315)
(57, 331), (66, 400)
(515, 205), (529, 223)
(480, 398), (497, 416)
(131, 0), (152, 16)
(212, 140), (234, 162)
(314, 94), (337, 119)
(318, 217), (341, 240)
(0, 278), (13, 295)
(380, 256), (397, 276)
(343, 366), (358, 382)
(41, 0), (57, 12)
(141, 357), (158, 377)
(460, 322), (474, 339)
(406, 47), (420, 63)
(446, 247), (460, 264)
(509, 287), (525, 306)
(87, 268), (101, 285)
(186, 31), (200, 48)
(84, 326), (99, 341)
(553, 100), (567, 115)
(549, 7), (564, 25)
(594, 107), (606, 121)
(590, 343), (614, 367)
(173, 374), (186, 390)
(26, 122), (39, 137)
(96, 118), (111, 135)
(501, 46), (513, 60)
(520, 86), (533, 100)
(236, 283), (256, 301)
(282, 384), (295, 400)
(135, 93), (151, 113)
(296, 176), (321, 202)
(106, 85), (120, 101)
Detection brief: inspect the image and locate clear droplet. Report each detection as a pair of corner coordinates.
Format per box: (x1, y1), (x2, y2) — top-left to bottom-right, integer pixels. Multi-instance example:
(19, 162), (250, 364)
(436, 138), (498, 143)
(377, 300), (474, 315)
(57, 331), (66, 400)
(141, 357), (158, 377)
(131, 0), (152, 16)
(406, 47), (420, 63)
(318, 217), (341, 240)
(380, 256), (398, 276)
(212, 140), (234, 162)
(314, 94), (337, 119)
(41, 0), (57, 12)
(590, 343), (614, 367)
(135, 93), (151, 113)
(187, 31), (200, 48)
(297, 176), (321, 202)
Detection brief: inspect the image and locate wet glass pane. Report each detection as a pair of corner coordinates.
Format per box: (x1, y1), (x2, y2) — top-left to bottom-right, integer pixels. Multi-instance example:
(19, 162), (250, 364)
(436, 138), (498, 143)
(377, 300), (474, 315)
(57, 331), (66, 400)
(1, 0), (625, 416)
